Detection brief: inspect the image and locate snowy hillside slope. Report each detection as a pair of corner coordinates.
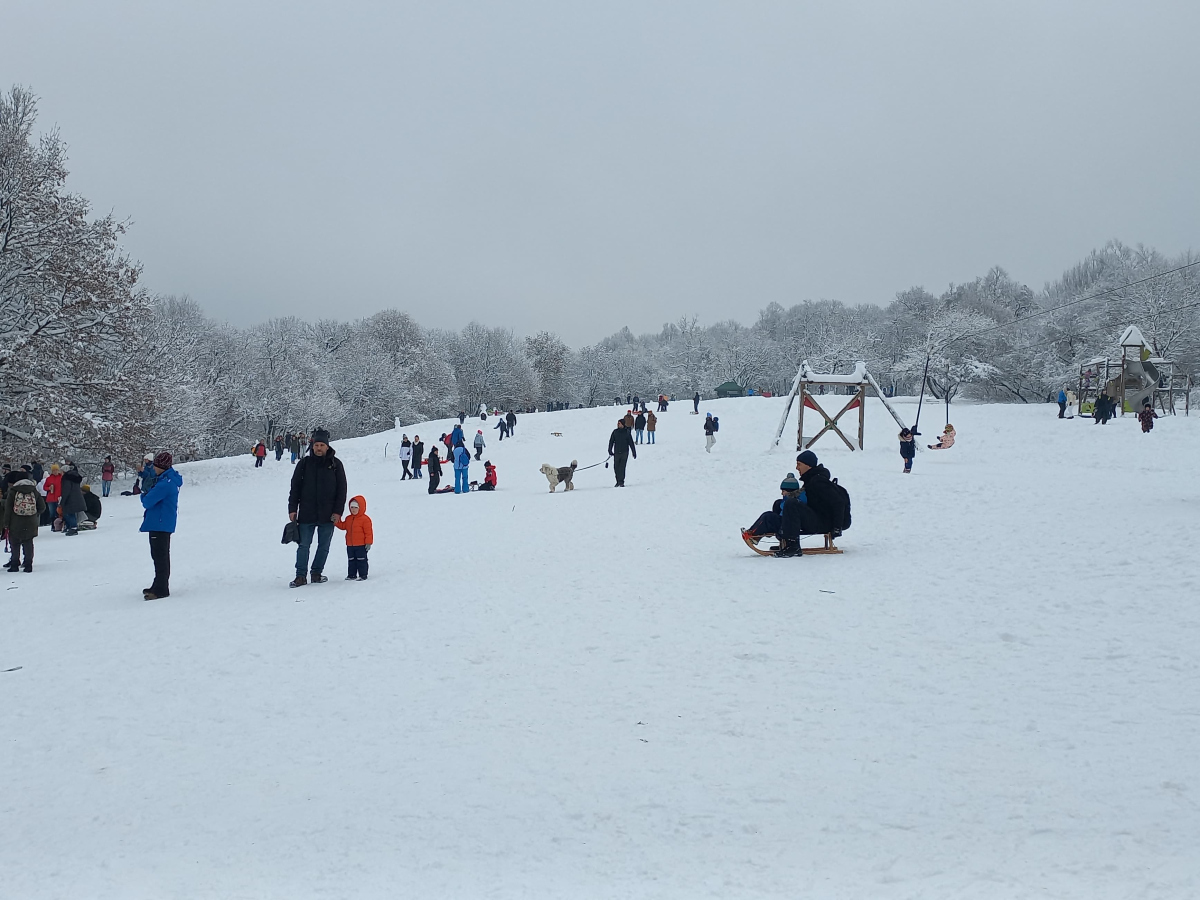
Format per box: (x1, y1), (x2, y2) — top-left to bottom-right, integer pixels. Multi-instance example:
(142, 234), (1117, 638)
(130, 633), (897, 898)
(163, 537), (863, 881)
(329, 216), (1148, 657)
(3, 397), (1199, 898)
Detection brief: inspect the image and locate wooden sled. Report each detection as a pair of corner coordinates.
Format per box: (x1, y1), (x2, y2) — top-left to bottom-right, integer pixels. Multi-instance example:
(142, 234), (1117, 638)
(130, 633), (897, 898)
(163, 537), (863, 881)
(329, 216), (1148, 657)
(741, 529), (843, 556)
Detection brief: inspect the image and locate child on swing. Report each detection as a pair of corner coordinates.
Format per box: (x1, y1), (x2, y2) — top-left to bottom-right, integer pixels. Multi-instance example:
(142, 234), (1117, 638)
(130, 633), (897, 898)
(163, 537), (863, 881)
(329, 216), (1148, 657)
(899, 428), (916, 473)
(928, 423), (956, 450)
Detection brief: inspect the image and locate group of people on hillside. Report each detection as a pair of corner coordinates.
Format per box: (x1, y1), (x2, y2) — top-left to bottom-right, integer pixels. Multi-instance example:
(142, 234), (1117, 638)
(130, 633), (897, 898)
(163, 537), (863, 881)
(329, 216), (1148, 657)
(253, 433), (311, 466)
(0, 457), (114, 573)
(0, 451), (179, 596)
(392, 422), (498, 496)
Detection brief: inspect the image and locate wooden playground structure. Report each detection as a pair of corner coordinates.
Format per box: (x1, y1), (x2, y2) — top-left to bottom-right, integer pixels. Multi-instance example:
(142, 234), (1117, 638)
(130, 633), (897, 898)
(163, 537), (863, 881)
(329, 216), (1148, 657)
(1077, 325), (1192, 417)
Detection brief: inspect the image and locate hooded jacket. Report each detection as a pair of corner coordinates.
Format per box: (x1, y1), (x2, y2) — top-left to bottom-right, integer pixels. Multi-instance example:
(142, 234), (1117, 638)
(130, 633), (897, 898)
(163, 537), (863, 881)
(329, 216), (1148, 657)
(335, 495), (374, 546)
(43, 472), (63, 503)
(473, 432), (486, 448)
(3, 480), (47, 543)
(646, 411), (657, 432)
(288, 447), (348, 524)
(450, 425), (465, 448)
(484, 463), (497, 487)
(59, 466), (86, 515)
(140, 466), (183, 533)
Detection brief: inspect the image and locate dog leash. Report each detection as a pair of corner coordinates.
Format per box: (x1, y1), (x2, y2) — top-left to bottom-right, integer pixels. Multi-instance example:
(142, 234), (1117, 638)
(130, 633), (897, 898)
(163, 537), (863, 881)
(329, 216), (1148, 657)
(575, 455), (613, 471)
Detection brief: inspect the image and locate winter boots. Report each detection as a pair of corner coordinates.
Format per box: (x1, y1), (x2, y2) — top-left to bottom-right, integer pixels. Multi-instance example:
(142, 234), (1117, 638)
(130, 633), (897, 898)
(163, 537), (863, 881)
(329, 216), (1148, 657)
(773, 539), (803, 558)
(289, 574), (308, 588)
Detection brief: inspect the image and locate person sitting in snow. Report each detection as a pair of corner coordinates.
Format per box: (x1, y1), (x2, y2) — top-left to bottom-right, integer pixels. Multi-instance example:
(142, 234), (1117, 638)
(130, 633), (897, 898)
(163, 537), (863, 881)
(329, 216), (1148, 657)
(480, 460), (497, 491)
(928, 424), (956, 450)
(1138, 400), (1158, 433)
(335, 495), (373, 580)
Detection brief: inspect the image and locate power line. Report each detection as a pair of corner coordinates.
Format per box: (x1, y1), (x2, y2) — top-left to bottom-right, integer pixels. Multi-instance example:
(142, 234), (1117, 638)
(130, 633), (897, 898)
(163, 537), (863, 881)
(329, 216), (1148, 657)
(944, 259), (1200, 347)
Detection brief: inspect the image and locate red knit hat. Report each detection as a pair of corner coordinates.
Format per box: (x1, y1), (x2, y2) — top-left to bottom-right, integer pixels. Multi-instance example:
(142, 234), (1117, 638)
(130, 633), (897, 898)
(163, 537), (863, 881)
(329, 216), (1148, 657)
(153, 451), (173, 469)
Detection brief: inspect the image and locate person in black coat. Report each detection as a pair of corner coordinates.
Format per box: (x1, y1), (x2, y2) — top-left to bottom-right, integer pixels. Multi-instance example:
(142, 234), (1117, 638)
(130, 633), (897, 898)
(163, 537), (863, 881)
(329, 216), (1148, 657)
(505, 410), (517, 435)
(899, 428), (916, 473)
(287, 428), (348, 587)
(411, 437), (425, 478)
(426, 446), (443, 494)
(794, 450), (845, 535)
(607, 419), (637, 487)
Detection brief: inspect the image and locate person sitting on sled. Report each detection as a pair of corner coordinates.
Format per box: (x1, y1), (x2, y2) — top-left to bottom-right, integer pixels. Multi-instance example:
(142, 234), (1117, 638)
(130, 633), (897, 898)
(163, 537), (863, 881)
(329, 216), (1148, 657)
(741, 473), (817, 558)
(742, 473), (805, 536)
(928, 423), (956, 450)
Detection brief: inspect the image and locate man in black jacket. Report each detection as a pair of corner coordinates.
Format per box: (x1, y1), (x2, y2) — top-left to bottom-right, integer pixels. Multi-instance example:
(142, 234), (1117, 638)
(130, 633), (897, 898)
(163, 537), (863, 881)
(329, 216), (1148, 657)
(288, 428), (348, 587)
(607, 419), (636, 487)
(794, 450), (846, 536)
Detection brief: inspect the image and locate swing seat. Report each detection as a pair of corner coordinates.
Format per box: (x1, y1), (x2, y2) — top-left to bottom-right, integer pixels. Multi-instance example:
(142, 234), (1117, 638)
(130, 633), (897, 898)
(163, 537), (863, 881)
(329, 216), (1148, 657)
(741, 530), (843, 556)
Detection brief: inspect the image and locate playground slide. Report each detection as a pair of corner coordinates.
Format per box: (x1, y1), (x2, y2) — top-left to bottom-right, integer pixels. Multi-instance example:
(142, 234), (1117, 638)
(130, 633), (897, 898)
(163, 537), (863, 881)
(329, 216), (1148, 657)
(1122, 357), (1159, 411)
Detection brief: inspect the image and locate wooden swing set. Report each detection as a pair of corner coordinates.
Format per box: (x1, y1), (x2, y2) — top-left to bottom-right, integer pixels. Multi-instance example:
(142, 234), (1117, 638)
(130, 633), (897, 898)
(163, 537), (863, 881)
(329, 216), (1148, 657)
(771, 360), (910, 451)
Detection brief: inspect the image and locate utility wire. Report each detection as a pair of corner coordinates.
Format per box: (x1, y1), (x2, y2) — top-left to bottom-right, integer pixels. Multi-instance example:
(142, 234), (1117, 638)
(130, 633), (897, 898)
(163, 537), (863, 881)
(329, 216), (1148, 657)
(942, 259), (1200, 347)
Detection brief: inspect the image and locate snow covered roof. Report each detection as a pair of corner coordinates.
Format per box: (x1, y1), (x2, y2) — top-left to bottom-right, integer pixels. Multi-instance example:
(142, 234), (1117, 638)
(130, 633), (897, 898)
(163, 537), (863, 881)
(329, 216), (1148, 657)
(1119, 325), (1148, 347)
(799, 360), (868, 384)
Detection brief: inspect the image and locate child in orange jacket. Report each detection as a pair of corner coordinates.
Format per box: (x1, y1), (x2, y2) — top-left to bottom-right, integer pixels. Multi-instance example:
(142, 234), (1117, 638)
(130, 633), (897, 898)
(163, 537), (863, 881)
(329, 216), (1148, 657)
(335, 494), (374, 580)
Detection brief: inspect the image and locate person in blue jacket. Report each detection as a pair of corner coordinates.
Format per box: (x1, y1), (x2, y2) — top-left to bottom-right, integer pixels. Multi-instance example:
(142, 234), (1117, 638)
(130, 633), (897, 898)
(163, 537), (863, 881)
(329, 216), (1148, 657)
(140, 451), (182, 600)
(453, 443), (471, 494)
(1057, 387), (1068, 418)
(450, 423), (465, 448)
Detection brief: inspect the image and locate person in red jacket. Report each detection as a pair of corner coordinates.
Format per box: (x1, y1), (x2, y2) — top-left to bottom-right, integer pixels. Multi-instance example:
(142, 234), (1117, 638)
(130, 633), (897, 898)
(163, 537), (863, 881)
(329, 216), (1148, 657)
(42, 464), (63, 524)
(480, 461), (497, 491)
(253, 441), (268, 468)
(334, 494), (374, 580)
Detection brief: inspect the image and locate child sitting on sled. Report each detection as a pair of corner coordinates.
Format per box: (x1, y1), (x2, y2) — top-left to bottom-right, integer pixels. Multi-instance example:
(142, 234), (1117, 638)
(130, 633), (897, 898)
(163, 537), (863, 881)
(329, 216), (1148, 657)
(928, 424), (956, 450)
(741, 474), (812, 557)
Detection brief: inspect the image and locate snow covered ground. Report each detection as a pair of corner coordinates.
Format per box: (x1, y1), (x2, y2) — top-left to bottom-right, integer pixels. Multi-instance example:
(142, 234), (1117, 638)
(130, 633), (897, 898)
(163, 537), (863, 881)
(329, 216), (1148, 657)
(3, 396), (1199, 899)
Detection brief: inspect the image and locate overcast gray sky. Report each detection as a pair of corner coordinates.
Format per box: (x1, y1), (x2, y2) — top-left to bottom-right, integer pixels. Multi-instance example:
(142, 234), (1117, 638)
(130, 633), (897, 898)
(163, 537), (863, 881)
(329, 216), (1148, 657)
(6, 0), (1197, 343)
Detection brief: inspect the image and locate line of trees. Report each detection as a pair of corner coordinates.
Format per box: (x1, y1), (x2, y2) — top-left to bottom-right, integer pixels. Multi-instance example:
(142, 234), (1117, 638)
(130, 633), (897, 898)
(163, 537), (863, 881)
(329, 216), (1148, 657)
(3, 85), (1197, 467)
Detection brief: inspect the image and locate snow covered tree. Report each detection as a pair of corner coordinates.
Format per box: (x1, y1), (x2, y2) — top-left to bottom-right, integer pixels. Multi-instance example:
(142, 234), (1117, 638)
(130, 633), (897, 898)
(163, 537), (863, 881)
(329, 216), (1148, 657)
(525, 330), (570, 405)
(0, 86), (155, 461)
(449, 322), (536, 411)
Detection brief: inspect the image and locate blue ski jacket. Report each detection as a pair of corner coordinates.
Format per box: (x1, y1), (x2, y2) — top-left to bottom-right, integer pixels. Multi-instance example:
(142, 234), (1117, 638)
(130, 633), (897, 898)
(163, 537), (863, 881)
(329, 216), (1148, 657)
(140, 467), (182, 533)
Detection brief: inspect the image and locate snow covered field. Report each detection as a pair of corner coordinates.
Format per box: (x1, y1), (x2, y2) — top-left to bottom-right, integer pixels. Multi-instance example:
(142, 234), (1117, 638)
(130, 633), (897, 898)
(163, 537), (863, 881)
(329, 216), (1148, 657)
(3, 396), (1199, 899)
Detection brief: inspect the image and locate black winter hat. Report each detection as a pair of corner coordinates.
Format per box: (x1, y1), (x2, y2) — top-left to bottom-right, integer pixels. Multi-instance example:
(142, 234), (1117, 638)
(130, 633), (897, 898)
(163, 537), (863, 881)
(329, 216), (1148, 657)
(796, 450), (818, 467)
(311, 428), (331, 444)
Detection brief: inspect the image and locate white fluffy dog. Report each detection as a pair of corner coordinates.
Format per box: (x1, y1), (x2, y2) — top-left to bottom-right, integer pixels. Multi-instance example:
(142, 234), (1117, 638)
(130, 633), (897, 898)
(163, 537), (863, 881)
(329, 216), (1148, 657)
(540, 460), (578, 492)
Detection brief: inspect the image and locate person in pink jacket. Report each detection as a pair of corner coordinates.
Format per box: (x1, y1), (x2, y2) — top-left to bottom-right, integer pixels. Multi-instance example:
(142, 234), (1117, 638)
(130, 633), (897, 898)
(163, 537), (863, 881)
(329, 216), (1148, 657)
(928, 424), (956, 450)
